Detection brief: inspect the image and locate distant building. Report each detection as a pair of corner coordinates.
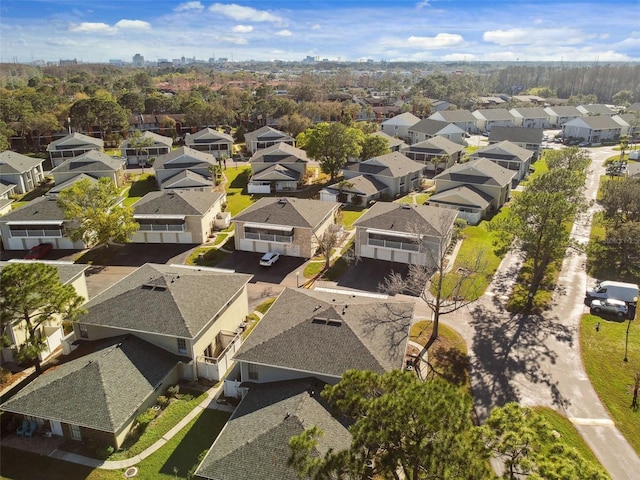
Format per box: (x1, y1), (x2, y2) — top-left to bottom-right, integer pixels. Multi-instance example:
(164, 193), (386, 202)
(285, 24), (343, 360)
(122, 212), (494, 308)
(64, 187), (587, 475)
(109, 59), (124, 66)
(132, 53), (144, 67)
(59, 59), (77, 66)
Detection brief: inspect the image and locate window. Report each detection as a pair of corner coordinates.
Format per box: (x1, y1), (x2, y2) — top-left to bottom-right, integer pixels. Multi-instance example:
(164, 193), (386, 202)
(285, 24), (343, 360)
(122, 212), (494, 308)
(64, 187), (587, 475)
(69, 423), (82, 441)
(177, 338), (187, 354)
(248, 363), (259, 380)
(79, 324), (88, 339)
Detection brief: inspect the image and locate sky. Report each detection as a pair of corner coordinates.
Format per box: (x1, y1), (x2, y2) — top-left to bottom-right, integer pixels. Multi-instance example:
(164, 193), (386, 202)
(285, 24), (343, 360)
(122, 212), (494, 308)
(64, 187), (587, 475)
(1, 0), (638, 64)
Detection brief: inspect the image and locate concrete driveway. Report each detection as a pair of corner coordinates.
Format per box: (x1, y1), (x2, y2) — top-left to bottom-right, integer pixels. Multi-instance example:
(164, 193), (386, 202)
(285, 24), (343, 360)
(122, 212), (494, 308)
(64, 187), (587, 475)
(323, 257), (411, 294)
(216, 250), (308, 285)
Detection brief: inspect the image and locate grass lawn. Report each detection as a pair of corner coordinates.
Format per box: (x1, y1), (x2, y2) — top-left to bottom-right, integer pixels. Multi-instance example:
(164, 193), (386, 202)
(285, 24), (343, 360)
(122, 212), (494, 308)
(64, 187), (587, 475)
(339, 206), (367, 229)
(185, 245), (229, 267)
(123, 173), (158, 206)
(519, 156), (548, 186)
(222, 166), (253, 216)
(581, 313), (640, 455)
(395, 193), (431, 205)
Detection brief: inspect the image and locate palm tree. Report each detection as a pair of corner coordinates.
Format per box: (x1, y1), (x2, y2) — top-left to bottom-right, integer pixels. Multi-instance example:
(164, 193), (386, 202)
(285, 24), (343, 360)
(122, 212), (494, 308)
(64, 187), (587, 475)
(128, 131), (155, 171)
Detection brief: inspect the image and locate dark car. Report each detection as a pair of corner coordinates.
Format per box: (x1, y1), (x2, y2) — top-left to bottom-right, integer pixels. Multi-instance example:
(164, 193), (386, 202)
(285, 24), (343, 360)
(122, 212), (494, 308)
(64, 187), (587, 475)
(24, 243), (53, 260)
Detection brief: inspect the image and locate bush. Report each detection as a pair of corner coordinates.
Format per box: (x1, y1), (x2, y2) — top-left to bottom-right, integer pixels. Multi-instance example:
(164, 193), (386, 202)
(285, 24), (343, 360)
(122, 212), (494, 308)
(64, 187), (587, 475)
(167, 384), (180, 398)
(95, 445), (114, 460)
(156, 395), (169, 409)
(0, 367), (11, 386)
(135, 408), (158, 432)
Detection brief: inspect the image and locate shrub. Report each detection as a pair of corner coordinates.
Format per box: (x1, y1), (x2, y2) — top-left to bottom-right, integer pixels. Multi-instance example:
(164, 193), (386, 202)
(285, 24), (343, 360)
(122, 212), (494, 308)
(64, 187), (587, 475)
(135, 408), (158, 432)
(0, 367), (11, 386)
(156, 395), (169, 409)
(167, 384), (180, 398)
(95, 445), (114, 460)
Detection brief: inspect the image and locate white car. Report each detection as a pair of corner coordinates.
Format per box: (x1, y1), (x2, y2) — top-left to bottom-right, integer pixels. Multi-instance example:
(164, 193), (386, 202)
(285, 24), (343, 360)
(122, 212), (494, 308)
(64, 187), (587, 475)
(259, 252), (280, 266)
(590, 298), (628, 318)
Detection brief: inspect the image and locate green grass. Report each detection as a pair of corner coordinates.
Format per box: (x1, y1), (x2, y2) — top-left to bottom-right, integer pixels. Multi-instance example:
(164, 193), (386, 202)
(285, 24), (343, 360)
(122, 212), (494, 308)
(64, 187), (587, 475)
(395, 193), (431, 205)
(520, 157), (548, 186)
(339, 206), (367, 229)
(10, 201), (29, 210)
(185, 246), (229, 267)
(581, 313), (640, 455)
(255, 297), (276, 315)
(123, 173), (158, 206)
(303, 260), (325, 278)
(532, 407), (605, 470)
(223, 166), (254, 216)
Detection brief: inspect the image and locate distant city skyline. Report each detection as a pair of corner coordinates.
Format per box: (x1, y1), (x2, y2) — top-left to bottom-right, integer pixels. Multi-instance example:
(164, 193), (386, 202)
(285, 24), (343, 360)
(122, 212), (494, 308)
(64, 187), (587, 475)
(1, 1), (638, 64)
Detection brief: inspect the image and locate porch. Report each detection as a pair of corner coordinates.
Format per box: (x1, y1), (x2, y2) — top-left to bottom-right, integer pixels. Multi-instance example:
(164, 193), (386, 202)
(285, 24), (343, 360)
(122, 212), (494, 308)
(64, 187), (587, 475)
(196, 329), (244, 382)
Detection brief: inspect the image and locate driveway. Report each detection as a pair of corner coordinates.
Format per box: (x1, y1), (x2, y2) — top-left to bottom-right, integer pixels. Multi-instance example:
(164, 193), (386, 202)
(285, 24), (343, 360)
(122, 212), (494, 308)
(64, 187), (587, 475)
(319, 257), (410, 294)
(216, 250), (307, 285)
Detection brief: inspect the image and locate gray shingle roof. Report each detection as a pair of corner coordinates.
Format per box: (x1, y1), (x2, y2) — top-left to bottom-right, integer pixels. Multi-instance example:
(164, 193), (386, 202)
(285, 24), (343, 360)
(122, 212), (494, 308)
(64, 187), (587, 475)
(47, 132), (104, 151)
(234, 288), (414, 376)
(353, 201), (457, 237)
(250, 164), (301, 182)
(405, 136), (465, 155)
(0, 196), (66, 222)
(345, 152), (423, 177)
(489, 126), (544, 144)
(120, 131), (173, 148)
(244, 126), (294, 145)
(325, 174), (389, 196)
(186, 127), (233, 144)
(372, 130), (407, 149)
(196, 378), (351, 480)
(134, 190), (224, 216)
(380, 112), (420, 126)
(80, 264), (251, 339)
(0, 150), (44, 174)
(428, 185), (493, 209)
(153, 146), (216, 170)
(48, 173), (99, 194)
(434, 158), (516, 187)
(568, 116), (624, 129)
(408, 119), (455, 135)
(160, 169), (213, 189)
(544, 106), (582, 117)
(248, 142), (308, 164)
(474, 141), (533, 162)
(429, 110), (476, 123)
(509, 107), (548, 119)
(0, 335), (184, 433)
(578, 104), (615, 115)
(0, 260), (87, 285)
(50, 150), (124, 174)
(473, 109), (515, 121)
(233, 197), (340, 229)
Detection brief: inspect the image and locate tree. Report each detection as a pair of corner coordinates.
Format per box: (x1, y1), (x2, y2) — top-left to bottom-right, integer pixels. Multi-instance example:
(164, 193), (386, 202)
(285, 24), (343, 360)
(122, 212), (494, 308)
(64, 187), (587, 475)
(314, 227), (341, 270)
(359, 134), (390, 161)
(0, 120), (15, 151)
(127, 130), (156, 168)
(277, 113), (312, 138)
(0, 263), (85, 375)
(289, 370), (491, 480)
(482, 403), (608, 480)
(297, 122), (364, 180)
(22, 112), (60, 151)
(57, 177), (139, 249)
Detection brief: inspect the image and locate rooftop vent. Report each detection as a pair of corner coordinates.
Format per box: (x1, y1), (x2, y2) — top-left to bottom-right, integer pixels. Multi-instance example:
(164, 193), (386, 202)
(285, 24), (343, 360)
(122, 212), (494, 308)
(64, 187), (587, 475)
(312, 317), (342, 326)
(142, 283), (167, 291)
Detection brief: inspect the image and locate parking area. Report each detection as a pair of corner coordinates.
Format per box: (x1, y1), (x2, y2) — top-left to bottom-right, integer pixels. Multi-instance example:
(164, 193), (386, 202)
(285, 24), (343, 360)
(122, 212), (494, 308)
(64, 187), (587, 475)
(216, 250), (308, 285)
(327, 257), (412, 294)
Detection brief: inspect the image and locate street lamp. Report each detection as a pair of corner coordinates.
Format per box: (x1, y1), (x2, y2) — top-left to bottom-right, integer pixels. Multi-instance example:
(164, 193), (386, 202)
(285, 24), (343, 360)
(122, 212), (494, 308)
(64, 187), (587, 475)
(624, 297), (637, 363)
(296, 271), (300, 288)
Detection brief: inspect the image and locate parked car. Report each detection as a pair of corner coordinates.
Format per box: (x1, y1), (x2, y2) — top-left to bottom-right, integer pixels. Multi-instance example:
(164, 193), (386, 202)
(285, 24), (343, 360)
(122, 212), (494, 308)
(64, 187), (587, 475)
(590, 298), (628, 318)
(259, 252), (280, 266)
(578, 142), (590, 147)
(24, 243), (53, 260)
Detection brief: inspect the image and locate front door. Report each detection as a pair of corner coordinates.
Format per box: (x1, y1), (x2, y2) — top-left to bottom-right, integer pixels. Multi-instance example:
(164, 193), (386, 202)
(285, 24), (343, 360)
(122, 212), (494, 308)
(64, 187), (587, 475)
(50, 420), (63, 436)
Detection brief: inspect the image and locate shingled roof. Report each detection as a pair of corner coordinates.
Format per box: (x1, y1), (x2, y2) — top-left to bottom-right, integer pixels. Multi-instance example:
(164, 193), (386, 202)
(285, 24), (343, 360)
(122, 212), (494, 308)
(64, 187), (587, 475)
(0, 150), (44, 174)
(233, 197), (340, 229)
(50, 150), (124, 174)
(248, 142), (308, 164)
(0, 196), (66, 222)
(474, 141), (534, 162)
(234, 288), (414, 377)
(134, 190), (224, 216)
(153, 146), (216, 170)
(353, 202), (457, 237)
(489, 126), (544, 144)
(434, 157), (516, 187)
(195, 378), (351, 480)
(80, 264), (251, 339)
(345, 152), (423, 177)
(0, 335), (185, 433)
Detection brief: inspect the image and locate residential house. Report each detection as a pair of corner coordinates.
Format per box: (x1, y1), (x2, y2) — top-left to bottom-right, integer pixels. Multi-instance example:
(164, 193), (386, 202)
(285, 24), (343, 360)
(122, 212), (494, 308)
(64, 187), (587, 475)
(401, 136), (465, 173)
(614, 113), (637, 138)
(488, 126), (544, 160)
(244, 126), (295, 155)
(129, 114), (185, 137)
(508, 107), (551, 129)
(427, 158), (516, 224)
(352, 202), (456, 267)
(195, 378), (352, 480)
(46, 133), (104, 167)
(472, 109), (516, 134)
(185, 128), (233, 159)
(74, 263), (252, 382)
(153, 146), (216, 191)
(407, 119), (465, 145)
(471, 141), (534, 182)
(247, 143), (308, 194)
(372, 130), (408, 152)
(120, 131), (173, 167)
(428, 110), (476, 134)
(380, 112), (420, 141)
(543, 106), (583, 128)
(577, 104), (616, 116)
(49, 150), (126, 191)
(510, 95), (546, 106)
(562, 116), (625, 144)
(1, 335), (186, 448)
(475, 96), (508, 108)
(0, 151), (46, 195)
(0, 196), (86, 250)
(319, 175), (391, 206)
(132, 190), (227, 244)
(0, 185), (14, 215)
(341, 152), (423, 198)
(427, 98), (453, 112)
(232, 197), (340, 258)
(0, 261), (89, 364)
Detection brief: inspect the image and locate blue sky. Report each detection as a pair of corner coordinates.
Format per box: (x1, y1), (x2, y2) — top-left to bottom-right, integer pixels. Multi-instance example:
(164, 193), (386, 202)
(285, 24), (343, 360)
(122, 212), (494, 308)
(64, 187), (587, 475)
(1, 1), (638, 63)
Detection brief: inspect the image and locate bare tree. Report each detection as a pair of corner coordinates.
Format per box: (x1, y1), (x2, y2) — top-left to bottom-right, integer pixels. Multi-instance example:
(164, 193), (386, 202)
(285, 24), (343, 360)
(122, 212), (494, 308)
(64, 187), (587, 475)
(380, 215), (488, 349)
(314, 226), (342, 270)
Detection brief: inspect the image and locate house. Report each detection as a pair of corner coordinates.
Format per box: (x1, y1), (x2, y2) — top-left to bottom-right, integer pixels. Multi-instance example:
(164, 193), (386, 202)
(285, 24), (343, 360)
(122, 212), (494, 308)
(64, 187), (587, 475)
(427, 158), (516, 222)
(510, 95), (546, 106)
(471, 141), (534, 182)
(0, 335), (186, 448)
(319, 174), (391, 206)
(0, 151), (46, 195)
(49, 150), (126, 190)
(232, 197), (340, 258)
(0, 261), (89, 364)
(380, 112), (420, 141)
(407, 119), (465, 145)
(74, 263), (252, 382)
(0, 196), (85, 250)
(341, 152), (423, 198)
(371, 130), (408, 152)
(120, 131), (173, 166)
(475, 96), (507, 107)
(153, 146), (216, 191)
(132, 190), (227, 244)
(244, 126), (295, 155)
(577, 104), (616, 116)
(352, 202), (456, 267)
(428, 110), (476, 134)
(472, 109), (516, 134)
(185, 128), (233, 159)
(247, 143), (308, 194)
(562, 116), (625, 144)
(488, 126), (544, 159)
(543, 106), (583, 127)
(508, 107), (551, 129)
(401, 136), (465, 173)
(614, 113), (637, 138)
(195, 378), (352, 480)
(233, 287), (415, 385)
(46, 133), (104, 167)
(0, 186), (14, 216)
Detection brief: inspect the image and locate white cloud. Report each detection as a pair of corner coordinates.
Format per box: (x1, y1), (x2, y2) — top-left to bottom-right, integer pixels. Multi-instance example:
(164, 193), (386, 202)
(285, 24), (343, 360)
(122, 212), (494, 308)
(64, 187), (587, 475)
(276, 29), (292, 37)
(70, 22), (114, 33)
(416, 1), (431, 9)
(404, 33), (465, 49)
(232, 25), (253, 33)
(483, 28), (585, 46)
(442, 53), (477, 61)
(114, 20), (151, 30)
(174, 2), (204, 12)
(311, 24), (321, 30)
(208, 3), (282, 23)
